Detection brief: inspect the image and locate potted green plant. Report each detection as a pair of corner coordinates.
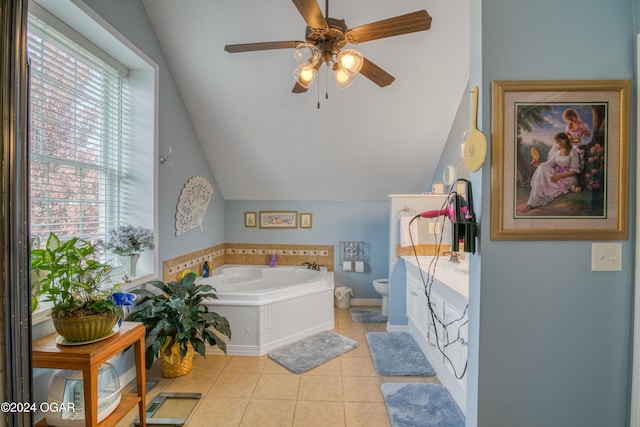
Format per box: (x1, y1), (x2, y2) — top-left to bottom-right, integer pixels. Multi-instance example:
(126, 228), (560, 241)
(31, 232), (124, 342)
(126, 272), (232, 377)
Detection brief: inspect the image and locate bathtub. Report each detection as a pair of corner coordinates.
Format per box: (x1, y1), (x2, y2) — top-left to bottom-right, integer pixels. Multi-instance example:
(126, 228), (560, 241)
(198, 265), (335, 356)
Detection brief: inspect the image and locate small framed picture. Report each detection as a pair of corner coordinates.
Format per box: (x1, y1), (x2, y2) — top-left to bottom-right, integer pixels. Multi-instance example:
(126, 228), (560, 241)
(244, 212), (256, 228)
(300, 212), (312, 228)
(259, 211), (298, 229)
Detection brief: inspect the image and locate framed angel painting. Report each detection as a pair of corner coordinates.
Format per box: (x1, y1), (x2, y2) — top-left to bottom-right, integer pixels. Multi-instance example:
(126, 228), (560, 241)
(491, 80), (630, 240)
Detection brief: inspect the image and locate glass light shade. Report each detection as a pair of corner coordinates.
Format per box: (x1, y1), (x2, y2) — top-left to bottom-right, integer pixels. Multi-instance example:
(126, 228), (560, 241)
(333, 66), (356, 89)
(294, 62), (317, 89)
(294, 43), (320, 66)
(336, 49), (363, 76)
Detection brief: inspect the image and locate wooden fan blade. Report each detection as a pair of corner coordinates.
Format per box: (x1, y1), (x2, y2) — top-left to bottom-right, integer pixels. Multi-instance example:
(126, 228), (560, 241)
(359, 57), (395, 87)
(291, 0), (328, 31)
(345, 10), (432, 44)
(292, 82), (309, 93)
(224, 41), (304, 53)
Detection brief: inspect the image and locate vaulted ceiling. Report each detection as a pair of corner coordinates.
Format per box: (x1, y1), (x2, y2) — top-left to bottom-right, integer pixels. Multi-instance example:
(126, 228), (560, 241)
(143, 0), (469, 201)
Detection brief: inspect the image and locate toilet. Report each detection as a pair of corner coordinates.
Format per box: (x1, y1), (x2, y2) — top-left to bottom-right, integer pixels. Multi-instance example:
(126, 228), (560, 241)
(372, 278), (390, 316)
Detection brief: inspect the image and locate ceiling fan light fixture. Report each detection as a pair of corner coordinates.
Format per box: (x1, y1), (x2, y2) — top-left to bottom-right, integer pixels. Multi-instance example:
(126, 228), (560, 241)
(333, 65), (356, 89)
(336, 49), (363, 76)
(294, 43), (321, 66)
(294, 62), (317, 89)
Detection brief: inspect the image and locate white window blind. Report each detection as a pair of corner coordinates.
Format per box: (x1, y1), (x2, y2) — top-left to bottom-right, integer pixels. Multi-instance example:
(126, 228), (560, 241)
(27, 14), (125, 245)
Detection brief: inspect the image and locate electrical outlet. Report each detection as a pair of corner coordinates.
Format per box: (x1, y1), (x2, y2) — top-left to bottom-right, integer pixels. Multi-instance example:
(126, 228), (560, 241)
(428, 222), (444, 234)
(591, 243), (622, 271)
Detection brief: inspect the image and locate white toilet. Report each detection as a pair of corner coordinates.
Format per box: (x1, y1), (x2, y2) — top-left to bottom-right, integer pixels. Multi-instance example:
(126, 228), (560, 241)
(372, 278), (390, 316)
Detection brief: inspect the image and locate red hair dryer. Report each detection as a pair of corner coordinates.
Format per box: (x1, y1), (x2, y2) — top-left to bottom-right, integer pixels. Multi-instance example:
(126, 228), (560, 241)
(419, 199), (468, 222)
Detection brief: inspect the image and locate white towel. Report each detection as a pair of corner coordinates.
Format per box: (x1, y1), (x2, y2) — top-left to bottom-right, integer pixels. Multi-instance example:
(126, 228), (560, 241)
(400, 216), (419, 247)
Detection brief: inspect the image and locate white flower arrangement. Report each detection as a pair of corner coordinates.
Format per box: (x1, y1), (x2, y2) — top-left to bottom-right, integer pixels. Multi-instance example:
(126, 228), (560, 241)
(105, 225), (154, 256)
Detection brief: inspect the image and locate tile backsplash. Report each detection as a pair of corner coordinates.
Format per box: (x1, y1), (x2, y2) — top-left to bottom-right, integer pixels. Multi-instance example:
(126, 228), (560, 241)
(163, 243), (334, 282)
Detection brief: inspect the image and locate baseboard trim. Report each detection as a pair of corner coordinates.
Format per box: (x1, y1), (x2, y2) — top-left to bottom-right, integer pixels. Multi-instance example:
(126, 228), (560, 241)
(350, 298), (381, 306)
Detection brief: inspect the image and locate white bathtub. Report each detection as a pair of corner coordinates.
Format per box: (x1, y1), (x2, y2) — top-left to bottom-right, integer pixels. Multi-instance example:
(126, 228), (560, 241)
(198, 265), (335, 356)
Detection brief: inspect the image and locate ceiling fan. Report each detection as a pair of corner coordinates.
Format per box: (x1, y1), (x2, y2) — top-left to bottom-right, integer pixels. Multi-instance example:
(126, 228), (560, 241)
(224, 0), (432, 93)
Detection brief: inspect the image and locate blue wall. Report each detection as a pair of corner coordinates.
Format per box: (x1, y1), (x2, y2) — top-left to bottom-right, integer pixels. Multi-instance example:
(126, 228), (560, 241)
(474, 0), (636, 426)
(225, 200), (389, 299)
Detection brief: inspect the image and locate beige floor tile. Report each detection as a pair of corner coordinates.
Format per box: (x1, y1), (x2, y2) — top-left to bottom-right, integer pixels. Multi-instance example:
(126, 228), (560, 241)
(252, 374), (300, 400)
(116, 307), (449, 427)
(342, 341), (370, 358)
(341, 355), (379, 376)
(207, 372), (260, 398)
(342, 376), (384, 402)
(163, 378), (214, 395)
(239, 399), (296, 427)
(223, 355), (267, 373)
(293, 401), (345, 427)
(336, 328), (367, 346)
(344, 402), (391, 427)
(189, 354), (230, 377)
(297, 375), (344, 401)
(185, 396), (249, 427)
(365, 322), (388, 332)
(263, 358), (294, 374)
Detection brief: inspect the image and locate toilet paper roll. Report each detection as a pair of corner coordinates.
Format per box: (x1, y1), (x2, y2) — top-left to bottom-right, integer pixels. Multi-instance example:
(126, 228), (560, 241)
(354, 261), (365, 273)
(343, 261), (352, 271)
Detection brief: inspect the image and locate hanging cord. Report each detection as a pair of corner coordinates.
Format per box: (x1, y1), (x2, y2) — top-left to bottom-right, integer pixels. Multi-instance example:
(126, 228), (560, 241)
(407, 182), (470, 380)
(325, 65), (329, 100)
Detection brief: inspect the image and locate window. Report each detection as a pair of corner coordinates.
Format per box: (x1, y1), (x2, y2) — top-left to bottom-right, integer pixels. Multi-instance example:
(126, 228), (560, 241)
(28, 13), (123, 246)
(26, 2), (158, 301)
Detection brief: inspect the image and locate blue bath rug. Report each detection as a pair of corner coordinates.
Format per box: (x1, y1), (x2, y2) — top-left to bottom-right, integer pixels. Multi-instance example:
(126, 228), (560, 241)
(350, 308), (388, 323)
(268, 331), (358, 374)
(366, 332), (435, 376)
(382, 383), (465, 427)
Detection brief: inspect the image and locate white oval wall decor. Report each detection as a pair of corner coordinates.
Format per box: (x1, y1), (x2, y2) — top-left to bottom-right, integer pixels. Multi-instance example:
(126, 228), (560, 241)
(175, 176), (214, 236)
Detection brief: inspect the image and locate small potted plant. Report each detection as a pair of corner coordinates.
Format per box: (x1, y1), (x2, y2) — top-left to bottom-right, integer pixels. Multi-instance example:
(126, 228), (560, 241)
(127, 272), (232, 377)
(103, 224), (154, 277)
(31, 232), (124, 342)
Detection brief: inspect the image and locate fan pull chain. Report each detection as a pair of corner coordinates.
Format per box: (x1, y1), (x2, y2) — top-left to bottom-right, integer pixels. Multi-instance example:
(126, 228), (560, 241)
(317, 75), (320, 109)
(325, 65), (329, 100)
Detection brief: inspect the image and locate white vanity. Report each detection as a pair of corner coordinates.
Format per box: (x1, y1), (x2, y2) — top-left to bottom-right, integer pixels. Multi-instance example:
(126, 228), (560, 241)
(403, 255), (468, 412)
(386, 194), (469, 412)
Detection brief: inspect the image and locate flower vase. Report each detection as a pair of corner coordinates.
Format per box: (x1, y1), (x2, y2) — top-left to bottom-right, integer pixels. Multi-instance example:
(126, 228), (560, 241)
(119, 253), (140, 278)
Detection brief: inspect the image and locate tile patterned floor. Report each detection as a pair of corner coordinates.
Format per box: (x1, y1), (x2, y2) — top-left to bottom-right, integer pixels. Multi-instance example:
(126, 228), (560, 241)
(117, 307), (440, 427)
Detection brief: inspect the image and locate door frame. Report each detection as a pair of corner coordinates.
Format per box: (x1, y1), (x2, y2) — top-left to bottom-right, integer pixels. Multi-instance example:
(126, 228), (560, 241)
(630, 33), (640, 427)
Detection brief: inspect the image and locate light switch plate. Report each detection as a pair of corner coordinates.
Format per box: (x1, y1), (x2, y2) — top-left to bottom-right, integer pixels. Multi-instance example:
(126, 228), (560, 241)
(591, 243), (622, 271)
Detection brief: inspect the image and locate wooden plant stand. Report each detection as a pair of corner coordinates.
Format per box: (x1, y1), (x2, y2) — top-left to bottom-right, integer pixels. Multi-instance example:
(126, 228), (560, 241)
(32, 321), (147, 427)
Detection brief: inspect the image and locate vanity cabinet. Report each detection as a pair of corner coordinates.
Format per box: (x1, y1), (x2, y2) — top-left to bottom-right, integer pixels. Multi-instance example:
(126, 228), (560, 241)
(405, 259), (468, 412)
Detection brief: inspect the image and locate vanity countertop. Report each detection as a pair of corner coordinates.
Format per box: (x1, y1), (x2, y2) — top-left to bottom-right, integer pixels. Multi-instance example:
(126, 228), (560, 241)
(402, 255), (469, 309)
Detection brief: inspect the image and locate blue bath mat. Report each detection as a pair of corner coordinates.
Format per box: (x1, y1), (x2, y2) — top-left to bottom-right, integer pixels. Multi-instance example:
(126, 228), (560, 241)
(382, 383), (465, 427)
(366, 332), (435, 376)
(350, 308), (388, 323)
(268, 331), (358, 374)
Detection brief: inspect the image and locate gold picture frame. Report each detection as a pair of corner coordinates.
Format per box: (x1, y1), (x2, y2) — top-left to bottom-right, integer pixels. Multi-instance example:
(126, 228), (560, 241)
(300, 212), (312, 228)
(491, 80), (630, 240)
(259, 211), (298, 229)
(244, 212), (256, 228)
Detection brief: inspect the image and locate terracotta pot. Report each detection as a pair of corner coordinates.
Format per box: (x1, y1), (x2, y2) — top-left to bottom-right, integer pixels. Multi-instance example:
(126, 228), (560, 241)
(160, 339), (195, 377)
(53, 312), (118, 343)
